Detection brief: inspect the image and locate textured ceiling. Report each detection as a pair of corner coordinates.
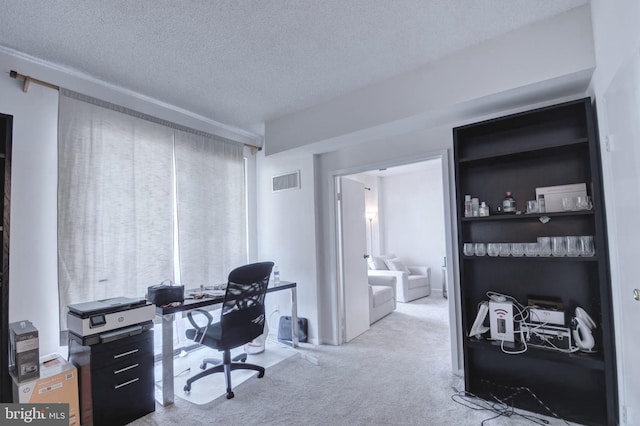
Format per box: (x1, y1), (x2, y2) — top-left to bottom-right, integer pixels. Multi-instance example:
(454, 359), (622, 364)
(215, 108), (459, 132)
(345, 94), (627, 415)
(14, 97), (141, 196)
(0, 0), (588, 136)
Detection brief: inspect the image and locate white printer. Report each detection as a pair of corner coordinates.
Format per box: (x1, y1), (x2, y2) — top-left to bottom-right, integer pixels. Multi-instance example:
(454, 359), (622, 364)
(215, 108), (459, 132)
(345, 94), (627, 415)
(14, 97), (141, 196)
(67, 297), (154, 345)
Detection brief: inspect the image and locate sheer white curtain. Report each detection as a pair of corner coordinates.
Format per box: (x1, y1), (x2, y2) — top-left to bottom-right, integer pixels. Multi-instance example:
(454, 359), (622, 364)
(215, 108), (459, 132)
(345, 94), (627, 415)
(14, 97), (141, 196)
(174, 130), (246, 288)
(58, 92), (175, 327)
(58, 91), (247, 332)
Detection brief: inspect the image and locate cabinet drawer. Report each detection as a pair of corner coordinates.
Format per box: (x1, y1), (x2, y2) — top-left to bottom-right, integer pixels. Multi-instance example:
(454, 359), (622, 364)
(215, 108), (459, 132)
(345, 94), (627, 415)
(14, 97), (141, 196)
(92, 355), (153, 389)
(91, 330), (153, 367)
(91, 364), (155, 426)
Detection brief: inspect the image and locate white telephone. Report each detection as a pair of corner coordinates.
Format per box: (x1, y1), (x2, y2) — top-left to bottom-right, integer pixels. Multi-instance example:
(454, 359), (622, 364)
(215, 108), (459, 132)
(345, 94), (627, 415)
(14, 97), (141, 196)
(469, 302), (490, 337)
(572, 307), (596, 352)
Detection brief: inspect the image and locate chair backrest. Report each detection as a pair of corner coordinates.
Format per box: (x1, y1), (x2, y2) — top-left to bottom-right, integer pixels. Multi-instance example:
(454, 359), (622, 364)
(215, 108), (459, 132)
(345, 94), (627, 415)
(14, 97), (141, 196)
(219, 261), (274, 344)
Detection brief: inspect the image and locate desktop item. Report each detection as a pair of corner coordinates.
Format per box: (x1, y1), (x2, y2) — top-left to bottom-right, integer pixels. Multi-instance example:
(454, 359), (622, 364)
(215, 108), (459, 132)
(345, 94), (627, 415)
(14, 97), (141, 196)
(147, 281), (185, 306)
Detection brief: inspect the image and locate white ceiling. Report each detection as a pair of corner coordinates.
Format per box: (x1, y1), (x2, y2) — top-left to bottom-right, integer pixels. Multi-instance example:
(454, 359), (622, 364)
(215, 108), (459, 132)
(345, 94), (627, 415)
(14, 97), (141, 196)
(0, 0), (588, 137)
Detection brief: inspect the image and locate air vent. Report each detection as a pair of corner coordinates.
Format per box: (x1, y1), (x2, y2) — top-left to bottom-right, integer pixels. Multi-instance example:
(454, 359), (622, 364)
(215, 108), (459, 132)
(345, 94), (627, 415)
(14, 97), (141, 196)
(272, 170), (301, 192)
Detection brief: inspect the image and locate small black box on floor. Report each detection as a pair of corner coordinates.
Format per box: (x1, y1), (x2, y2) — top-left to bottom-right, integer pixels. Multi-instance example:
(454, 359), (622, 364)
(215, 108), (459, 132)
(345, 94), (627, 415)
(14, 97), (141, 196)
(278, 316), (308, 343)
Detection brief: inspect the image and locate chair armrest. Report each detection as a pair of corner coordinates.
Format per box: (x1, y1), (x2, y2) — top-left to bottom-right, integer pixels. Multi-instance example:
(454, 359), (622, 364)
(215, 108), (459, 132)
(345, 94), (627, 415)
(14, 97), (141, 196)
(186, 308), (214, 330)
(368, 273), (399, 287)
(368, 275), (398, 290)
(368, 270), (408, 279)
(407, 266), (429, 276)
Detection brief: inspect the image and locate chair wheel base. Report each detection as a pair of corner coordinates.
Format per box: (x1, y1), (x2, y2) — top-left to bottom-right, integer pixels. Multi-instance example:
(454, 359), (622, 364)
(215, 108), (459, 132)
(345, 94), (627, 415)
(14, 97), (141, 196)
(184, 384), (191, 393)
(258, 371), (264, 378)
(226, 391), (234, 399)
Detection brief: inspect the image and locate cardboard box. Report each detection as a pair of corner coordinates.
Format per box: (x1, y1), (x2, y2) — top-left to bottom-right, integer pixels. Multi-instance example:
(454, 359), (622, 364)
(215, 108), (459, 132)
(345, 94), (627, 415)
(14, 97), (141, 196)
(9, 320), (40, 382)
(535, 183), (587, 213)
(11, 354), (80, 426)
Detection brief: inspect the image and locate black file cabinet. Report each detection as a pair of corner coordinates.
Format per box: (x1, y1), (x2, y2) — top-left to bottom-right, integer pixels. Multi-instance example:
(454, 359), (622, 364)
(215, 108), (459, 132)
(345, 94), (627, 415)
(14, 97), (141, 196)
(69, 325), (155, 426)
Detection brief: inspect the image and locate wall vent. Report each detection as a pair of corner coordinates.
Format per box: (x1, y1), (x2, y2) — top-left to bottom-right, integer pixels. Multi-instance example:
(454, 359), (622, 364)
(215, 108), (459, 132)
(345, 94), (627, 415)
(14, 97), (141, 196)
(272, 170), (301, 192)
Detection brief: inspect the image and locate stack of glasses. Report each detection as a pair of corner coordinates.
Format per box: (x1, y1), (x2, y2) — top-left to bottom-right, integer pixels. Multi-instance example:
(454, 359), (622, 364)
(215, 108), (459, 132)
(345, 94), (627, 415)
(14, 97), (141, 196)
(463, 236), (595, 257)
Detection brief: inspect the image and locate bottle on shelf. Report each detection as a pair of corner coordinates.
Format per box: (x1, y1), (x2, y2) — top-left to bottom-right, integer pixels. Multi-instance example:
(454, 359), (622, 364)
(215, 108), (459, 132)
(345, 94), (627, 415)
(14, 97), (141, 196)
(273, 265), (280, 285)
(464, 195), (473, 218)
(502, 191), (517, 214)
(471, 197), (480, 217)
(537, 194), (546, 213)
(479, 202), (490, 217)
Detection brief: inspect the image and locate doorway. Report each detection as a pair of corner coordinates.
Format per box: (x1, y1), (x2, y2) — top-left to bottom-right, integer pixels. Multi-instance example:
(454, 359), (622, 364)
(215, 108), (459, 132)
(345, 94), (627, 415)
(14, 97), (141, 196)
(334, 152), (461, 372)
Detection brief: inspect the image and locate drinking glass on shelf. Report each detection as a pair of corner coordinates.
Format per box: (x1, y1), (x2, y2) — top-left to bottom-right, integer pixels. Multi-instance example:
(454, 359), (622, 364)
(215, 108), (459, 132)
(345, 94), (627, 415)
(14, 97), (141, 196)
(524, 243), (539, 257)
(463, 243), (475, 256)
(475, 243), (487, 256)
(566, 236), (580, 257)
(537, 237), (551, 256)
(562, 197), (577, 211)
(487, 243), (499, 257)
(576, 196), (593, 211)
(578, 235), (595, 256)
(551, 236), (567, 256)
(526, 200), (538, 214)
(511, 243), (524, 257)
(499, 243), (511, 257)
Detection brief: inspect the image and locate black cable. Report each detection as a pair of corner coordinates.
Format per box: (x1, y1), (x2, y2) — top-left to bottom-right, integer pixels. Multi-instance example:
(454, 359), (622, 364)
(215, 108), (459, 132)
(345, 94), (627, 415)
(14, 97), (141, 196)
(451, 385), (568, 425)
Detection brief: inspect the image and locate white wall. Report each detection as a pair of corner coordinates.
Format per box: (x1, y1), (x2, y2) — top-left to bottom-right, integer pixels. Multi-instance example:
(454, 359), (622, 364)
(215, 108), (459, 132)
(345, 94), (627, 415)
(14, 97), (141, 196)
(589, 0), (640, 423)
(256, 151), (319, 343)
(265, 5), (595, 155)
(0, 66), (59, 355)
(380, 164), (445, 289)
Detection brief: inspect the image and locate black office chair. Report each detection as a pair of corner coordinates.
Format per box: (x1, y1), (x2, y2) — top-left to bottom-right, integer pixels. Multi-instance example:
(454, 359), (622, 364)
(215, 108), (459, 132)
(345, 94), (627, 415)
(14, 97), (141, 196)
(183, 261), (274, 399)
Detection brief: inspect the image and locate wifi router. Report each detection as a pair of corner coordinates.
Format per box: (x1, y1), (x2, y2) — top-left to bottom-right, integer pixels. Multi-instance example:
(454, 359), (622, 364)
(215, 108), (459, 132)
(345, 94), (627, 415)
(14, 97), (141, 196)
(489, 300), (514, 342)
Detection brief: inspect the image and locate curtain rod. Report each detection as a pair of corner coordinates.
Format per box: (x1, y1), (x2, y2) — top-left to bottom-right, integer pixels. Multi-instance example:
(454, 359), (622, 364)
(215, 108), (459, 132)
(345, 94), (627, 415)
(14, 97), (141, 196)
(10, 70), (59, 92)
(8, 69), (262, 153)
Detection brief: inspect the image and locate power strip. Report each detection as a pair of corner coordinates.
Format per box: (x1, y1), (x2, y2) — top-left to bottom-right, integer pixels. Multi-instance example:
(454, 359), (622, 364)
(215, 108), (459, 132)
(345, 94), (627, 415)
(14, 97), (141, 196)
(520, 322), (573, 351)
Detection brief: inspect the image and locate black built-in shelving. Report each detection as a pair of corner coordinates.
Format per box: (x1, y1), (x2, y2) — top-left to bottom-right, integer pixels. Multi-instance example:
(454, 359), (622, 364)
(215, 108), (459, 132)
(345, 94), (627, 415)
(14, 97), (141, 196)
(453, 98), (617, 426)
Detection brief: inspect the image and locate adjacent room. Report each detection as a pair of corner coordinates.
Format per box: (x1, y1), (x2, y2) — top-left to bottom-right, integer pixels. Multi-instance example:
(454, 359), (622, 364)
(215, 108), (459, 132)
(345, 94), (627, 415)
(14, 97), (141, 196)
(1, 1), (639, 426)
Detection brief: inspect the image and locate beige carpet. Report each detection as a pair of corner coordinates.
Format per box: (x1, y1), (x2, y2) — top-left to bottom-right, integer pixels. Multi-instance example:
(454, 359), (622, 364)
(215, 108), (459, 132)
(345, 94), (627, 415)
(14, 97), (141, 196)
(133, 295), (580, 426)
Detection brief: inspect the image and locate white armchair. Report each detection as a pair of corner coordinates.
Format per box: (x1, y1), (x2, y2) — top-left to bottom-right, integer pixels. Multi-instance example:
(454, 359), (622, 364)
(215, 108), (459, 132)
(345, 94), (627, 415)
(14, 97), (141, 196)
(368, 255), (431, 303)
(369, 279), (397, 324)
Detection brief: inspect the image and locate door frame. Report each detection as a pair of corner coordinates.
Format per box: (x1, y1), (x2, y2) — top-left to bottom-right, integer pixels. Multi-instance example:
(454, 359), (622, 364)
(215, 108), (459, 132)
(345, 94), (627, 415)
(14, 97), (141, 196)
(330, 149), (463, 373)
(1, 113), (13, 402)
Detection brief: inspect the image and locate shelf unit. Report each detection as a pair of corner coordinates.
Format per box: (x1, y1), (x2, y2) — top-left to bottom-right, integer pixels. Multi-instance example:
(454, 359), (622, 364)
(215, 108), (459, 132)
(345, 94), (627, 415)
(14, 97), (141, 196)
(453, 98), (617, 426)
(0, 113), (11, 403)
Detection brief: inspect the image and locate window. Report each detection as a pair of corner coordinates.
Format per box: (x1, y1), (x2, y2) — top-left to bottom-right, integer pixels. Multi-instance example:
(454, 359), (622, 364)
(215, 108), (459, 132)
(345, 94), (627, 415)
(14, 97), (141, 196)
(57, 91), (247, 330)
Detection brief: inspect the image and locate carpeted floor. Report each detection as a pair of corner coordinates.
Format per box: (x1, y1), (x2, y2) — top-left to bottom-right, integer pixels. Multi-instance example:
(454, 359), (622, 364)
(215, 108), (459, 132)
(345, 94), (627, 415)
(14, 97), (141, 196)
(131, 295), (579, 426)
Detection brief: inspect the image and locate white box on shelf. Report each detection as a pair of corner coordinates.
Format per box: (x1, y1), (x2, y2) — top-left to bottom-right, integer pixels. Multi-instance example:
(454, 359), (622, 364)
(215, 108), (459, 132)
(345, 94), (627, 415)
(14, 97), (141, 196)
(489, 300), (514, 342)
(535, 183), (587, 213)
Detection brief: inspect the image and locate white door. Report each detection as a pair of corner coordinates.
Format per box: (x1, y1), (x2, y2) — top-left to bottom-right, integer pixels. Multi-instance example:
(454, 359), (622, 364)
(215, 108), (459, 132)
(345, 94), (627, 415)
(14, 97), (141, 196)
(601, 51), (640, 423)
(339, 177), (370, 342)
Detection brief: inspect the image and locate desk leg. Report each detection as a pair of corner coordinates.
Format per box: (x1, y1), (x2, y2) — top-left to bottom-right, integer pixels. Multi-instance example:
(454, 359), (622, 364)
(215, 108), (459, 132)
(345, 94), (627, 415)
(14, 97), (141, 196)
(291, 287), (299, 347)
(160, 313), (174, 406)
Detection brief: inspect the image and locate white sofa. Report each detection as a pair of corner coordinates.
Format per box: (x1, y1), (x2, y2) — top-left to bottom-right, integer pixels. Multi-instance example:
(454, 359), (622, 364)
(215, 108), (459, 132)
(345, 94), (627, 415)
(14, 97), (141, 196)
(369, 279), (397, 324)
(368, 255), (431, 303)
